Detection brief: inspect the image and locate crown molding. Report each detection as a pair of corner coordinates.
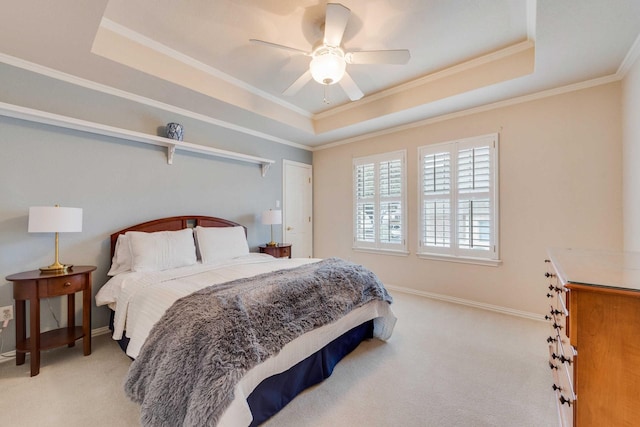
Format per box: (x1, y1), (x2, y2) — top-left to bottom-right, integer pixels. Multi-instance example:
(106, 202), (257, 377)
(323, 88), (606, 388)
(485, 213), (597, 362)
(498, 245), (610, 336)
(0, 51), (311, 151)
(314, 40), (535, 121)
(618, 32), (640, 78)
(526, 0), (537, 42)
(99, 18), (312, 119)
(313, 73), (620, 151)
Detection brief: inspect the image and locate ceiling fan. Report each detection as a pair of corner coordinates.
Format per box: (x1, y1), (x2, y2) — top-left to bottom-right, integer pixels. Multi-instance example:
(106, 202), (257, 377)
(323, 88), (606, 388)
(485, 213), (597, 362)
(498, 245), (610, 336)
(250, 2), (410, 101)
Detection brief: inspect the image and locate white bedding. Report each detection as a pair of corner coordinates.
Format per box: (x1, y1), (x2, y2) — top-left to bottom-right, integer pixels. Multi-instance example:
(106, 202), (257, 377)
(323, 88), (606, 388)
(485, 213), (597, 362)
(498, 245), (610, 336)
(95, 253), (396, 426)
(96, 254), (321, 358)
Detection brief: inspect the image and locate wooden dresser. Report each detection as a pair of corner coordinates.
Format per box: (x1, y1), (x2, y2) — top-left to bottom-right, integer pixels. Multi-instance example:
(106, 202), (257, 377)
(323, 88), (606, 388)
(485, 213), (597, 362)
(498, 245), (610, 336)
(546, 248), (640, 426)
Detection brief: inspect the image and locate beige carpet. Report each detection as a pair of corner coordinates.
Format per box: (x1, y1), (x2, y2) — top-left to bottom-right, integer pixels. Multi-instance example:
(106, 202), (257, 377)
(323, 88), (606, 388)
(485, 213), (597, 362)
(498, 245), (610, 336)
(0, 291), (558, 426)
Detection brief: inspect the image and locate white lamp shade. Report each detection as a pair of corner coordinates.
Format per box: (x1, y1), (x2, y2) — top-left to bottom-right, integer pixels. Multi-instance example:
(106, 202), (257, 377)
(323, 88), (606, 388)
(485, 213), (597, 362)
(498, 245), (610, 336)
(28, 206), (83, 233)
(261, 209), (282, 225)
(310, 52), (346, 85)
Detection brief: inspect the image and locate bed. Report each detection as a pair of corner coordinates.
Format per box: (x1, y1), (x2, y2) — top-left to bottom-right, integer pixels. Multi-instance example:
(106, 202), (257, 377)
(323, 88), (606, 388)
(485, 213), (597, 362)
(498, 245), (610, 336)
(95, 215), (396, 426)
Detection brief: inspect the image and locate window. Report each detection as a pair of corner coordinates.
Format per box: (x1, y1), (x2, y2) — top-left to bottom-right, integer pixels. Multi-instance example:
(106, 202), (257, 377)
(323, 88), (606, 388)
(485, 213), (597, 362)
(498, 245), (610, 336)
(353, 150), (407, 254)
(418, 134), (499, 263)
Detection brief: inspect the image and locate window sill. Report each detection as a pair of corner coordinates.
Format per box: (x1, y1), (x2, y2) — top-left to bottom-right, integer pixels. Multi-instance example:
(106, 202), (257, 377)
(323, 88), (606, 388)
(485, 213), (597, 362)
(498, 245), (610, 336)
(353, 248), (410, 257)
(417, 253), (502, 267)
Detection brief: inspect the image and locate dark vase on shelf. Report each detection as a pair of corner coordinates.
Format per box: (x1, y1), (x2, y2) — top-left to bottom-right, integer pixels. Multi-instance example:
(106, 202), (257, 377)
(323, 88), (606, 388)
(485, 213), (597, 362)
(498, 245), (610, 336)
(166, 122), (184, 141)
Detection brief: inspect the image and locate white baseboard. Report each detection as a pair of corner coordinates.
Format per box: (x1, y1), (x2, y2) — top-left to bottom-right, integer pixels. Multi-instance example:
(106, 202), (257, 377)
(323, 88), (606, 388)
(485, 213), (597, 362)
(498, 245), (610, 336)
(0, 326), (113, 363)
(91, 326), (112, 337)
(0, 350), (16, 362)
(385, 284), (545, 322)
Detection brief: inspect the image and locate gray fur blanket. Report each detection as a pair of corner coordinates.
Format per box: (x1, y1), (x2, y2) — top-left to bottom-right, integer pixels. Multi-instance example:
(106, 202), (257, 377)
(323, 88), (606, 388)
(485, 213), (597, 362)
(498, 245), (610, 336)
(124, 257), (392, 426)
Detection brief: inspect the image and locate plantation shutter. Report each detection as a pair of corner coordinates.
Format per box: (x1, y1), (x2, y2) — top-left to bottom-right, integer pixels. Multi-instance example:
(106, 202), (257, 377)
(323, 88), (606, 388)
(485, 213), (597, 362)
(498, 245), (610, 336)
(353, 151), (407, 252)
(457, 145), (492, 252)
(355, 163), (375, 243)
(379, 159), (403, 245)
(419, 134), (499, 261)
(420, 149), (454, 255)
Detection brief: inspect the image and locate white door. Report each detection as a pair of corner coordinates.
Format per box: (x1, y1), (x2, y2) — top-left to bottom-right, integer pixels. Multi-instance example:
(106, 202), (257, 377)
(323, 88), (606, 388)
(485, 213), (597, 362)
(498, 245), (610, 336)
(283, 160), (313, 258)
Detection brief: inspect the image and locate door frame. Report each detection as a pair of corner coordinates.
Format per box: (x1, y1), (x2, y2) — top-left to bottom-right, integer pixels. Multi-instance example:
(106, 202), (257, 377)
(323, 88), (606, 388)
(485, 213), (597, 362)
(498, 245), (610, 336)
(282, 159), (313, 257)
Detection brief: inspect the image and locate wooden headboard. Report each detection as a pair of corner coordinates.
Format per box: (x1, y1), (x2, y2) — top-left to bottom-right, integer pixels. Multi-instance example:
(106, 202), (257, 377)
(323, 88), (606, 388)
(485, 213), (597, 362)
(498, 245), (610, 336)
(110, 215), (246, 257)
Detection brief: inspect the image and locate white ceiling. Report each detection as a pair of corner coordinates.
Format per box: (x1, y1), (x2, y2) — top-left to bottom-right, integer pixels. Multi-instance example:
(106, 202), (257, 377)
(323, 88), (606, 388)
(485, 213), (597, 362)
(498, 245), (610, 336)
(0, 0), (639, 149)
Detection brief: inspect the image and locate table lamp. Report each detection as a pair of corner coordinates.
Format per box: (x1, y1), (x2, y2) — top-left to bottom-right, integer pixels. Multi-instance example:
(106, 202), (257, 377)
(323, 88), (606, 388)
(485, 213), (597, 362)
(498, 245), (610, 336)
(28, 205), (83, 272)
(261, 209), (282, 247)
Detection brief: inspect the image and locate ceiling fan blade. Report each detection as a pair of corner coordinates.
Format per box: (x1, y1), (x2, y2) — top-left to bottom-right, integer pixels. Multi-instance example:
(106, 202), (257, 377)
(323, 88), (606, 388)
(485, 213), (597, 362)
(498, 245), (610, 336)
(249, 39), (309, 55)
(346, 49), (411, 65)
(324, 3), (351, 47)
(338, 72), (364, 101)
(283, 70), (312, 96)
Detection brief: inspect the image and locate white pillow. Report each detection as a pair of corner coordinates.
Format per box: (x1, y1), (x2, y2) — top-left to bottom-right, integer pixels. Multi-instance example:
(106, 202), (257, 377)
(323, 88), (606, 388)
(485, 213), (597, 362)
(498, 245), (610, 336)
(195, 226), (249, 264)
(126, 228), (197, 272)
(107, 234), (132, 276)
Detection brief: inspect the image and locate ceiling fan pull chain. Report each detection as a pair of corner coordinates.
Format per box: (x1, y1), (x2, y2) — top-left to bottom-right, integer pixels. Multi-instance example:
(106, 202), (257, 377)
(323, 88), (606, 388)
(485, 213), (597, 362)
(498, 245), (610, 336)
(323, 85), (331, 104)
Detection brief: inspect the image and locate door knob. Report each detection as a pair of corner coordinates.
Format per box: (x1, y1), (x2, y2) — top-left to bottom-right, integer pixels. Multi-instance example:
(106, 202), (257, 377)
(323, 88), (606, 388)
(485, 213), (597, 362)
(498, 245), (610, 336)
(287, 226), (293, 231)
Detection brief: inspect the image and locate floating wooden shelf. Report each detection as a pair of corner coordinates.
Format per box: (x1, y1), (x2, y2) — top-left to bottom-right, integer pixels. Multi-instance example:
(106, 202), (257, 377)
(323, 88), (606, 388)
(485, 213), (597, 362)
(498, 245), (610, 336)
(0, 101), (275, 176)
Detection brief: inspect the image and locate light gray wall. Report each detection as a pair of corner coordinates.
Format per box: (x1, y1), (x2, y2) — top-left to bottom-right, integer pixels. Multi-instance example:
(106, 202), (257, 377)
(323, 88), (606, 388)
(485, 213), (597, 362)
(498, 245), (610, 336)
(0, 64), (311, 353)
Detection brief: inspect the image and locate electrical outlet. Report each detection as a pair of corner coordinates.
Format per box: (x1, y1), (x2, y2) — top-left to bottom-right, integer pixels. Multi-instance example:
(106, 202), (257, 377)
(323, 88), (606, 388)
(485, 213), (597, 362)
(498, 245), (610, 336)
(1, 305), (13, 322)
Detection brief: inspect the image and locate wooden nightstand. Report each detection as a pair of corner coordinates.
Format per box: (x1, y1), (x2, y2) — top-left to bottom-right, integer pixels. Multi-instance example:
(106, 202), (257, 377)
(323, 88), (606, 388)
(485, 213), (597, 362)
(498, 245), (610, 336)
(5, 265), (96, 376)
(259, 244), (292, 258)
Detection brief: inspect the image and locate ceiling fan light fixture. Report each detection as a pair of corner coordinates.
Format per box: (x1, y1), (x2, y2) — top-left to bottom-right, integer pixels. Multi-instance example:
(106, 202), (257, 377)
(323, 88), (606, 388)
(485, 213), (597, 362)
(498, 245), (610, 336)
(310, 48), (346, 85)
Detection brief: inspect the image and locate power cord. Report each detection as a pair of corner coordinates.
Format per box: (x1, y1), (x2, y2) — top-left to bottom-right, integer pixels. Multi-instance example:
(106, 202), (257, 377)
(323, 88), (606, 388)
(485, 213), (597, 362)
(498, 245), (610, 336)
(0, 301), (60, 359)
(46, 298), (61, 328)
(0, 320), (14, 358)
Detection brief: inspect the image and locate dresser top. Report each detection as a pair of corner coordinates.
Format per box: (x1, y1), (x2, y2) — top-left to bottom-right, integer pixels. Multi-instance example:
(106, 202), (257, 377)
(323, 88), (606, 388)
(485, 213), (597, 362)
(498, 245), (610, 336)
(548, 248), (640, 292)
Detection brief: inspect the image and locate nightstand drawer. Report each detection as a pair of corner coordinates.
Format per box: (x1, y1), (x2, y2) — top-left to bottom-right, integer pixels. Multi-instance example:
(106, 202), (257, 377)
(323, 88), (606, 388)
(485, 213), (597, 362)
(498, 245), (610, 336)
(279, 246), (291, 258)
(47, 274), (84, 296)
(259, 244), (292, 258)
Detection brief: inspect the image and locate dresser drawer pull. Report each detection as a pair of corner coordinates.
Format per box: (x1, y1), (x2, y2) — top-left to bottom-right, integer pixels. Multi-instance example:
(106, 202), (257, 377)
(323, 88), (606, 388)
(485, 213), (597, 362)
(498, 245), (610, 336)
(546, 293), (554, 298)
(552, 384), (562, 392)
(545, 272), (557, 278)
(559, 395), (573, 406)
(545, 315), (552, 321)
(547, 336), (557, 343)
(552, 322), (563, 331)
(547, 284), (564, 293)
(551, 352), (572, 365)
(550, 308), (563, 316)
(549, 361), (559, 370)
(64, 282), (71, 287)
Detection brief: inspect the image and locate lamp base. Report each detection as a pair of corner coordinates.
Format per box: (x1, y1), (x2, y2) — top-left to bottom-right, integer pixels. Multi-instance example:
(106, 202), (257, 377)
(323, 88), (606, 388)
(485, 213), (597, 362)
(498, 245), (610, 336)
(40, 262), (73, 273)
(266, 241), (278, 247)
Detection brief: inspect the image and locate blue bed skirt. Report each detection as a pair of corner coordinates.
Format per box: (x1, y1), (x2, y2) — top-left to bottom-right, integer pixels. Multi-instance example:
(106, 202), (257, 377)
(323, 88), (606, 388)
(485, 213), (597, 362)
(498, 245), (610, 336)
(248, 320), (374, 425)
(109, 311), (374, 425)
